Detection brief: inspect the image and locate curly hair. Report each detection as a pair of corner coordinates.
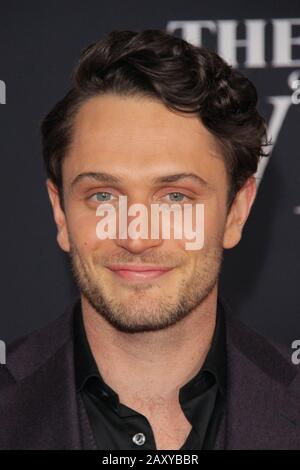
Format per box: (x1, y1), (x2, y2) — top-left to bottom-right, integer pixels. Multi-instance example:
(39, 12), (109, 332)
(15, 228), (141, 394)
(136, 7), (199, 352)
(41, 29), (270, 211)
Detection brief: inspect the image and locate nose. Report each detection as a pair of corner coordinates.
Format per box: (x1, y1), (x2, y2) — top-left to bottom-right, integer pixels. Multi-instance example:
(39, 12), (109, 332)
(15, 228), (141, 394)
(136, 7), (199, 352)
(114, 198), (163, 254)
(115, 235), (163, 254)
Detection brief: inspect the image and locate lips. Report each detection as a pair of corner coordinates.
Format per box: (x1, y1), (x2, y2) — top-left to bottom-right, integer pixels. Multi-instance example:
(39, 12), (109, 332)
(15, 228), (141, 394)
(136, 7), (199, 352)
(106, 264), (174, 281)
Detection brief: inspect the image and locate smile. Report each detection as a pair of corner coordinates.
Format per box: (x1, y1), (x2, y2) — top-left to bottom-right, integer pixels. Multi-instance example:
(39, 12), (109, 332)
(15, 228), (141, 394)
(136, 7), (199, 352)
(106, 264), (174, 282)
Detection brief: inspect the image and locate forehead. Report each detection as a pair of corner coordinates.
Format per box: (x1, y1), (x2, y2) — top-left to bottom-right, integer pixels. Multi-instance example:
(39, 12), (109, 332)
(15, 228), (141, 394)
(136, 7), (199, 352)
(64, 94), (226, 184)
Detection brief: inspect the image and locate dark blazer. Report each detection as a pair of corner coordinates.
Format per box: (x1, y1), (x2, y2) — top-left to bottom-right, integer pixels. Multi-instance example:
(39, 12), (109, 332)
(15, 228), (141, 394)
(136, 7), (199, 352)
(0, 297), (300, 450)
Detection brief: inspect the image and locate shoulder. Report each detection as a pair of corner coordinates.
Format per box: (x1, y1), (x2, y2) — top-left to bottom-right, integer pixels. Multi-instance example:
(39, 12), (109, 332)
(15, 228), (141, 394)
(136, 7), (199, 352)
(217, 298), (300, 448)
(220, 297), (298, 388)
(0, 299), (77, 388)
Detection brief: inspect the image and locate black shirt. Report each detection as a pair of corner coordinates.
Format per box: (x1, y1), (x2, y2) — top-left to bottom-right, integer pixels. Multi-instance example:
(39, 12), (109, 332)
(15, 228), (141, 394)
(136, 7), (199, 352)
(73, 297), (226, 450)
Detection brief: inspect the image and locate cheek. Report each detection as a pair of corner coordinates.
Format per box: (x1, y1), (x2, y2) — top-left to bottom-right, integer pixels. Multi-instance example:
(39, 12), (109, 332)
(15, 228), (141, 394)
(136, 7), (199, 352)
(67, 208), (101, 253)
(164, 206), (207, 255)
(202, 199), (227, 247)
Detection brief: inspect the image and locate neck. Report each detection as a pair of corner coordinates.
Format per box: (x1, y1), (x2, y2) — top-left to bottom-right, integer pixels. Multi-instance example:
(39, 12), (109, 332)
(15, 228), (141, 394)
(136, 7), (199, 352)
(81, 286), (218, 405)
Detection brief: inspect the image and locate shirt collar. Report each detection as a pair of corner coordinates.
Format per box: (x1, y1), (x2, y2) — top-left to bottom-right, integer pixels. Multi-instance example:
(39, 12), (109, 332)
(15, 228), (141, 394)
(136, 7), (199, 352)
(74, 297), (108, 389)
(179, 296), (227, 398)
(73, 295), (226, 400)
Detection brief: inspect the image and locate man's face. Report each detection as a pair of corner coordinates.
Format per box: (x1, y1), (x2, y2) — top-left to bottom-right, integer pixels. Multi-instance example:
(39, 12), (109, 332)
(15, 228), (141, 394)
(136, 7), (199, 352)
(47, 94), (256, 333)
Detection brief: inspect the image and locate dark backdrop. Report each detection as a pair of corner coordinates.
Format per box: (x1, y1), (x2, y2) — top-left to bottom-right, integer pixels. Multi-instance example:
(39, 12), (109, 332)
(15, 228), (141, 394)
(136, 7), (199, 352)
(0, 0), (299, 346)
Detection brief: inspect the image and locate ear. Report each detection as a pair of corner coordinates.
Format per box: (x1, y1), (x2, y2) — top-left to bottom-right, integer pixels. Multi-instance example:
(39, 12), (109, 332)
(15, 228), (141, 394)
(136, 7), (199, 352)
(223, 176), (257, 249)
(46, 178), (70, 252)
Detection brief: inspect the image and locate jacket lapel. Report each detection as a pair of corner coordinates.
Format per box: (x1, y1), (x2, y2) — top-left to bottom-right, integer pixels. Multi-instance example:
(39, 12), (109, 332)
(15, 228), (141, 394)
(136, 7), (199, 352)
(0, 301), (84, 449)
(220, 305), (300, 449)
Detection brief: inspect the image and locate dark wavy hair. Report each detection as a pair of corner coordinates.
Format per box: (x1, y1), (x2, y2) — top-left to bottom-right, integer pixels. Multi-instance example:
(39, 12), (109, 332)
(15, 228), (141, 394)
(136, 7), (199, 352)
(41, 29), (270, 211)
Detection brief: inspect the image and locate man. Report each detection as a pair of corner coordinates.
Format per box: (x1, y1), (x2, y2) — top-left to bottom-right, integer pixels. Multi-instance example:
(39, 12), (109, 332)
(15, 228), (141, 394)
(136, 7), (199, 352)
(0, 29), (299, 450)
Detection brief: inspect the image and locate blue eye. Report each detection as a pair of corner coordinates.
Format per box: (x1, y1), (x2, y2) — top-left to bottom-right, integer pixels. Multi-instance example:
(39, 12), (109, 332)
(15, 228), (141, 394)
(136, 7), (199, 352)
(167, 192), (189, 202)
(91, 192), (113, 202)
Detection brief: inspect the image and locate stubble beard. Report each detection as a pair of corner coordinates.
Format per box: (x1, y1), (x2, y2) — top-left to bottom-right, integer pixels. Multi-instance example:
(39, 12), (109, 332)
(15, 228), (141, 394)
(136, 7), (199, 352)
(68, 239), (224, 334)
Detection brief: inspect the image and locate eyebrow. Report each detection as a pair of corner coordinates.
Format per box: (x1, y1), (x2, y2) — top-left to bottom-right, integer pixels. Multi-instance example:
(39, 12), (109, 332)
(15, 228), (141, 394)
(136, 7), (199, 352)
(70, 171), (212, 190)
(71, 172), (121, 189)
(151, 173), (212, 189)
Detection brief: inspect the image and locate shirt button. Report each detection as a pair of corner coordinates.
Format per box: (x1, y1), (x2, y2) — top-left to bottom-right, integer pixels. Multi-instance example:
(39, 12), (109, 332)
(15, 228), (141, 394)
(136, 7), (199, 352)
(132, 432), (146, 446)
